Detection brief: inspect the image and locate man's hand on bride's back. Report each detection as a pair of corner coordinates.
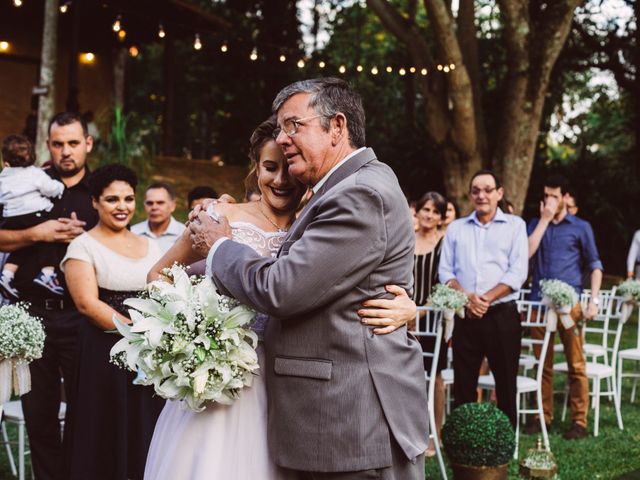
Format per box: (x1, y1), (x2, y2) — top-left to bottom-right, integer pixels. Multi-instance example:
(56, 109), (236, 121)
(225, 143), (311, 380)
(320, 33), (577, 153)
(187, 194), (237, 223)
(358, 285), (416, 335)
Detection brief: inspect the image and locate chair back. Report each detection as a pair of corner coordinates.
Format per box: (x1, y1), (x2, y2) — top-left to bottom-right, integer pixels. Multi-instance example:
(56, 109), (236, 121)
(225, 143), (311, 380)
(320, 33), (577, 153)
(411, 306), (444, 383)
(581, 288), (618, 361)
(517, 300), (551, 385)
(608, 296), (629, 375)
(518, 288), (531, 301)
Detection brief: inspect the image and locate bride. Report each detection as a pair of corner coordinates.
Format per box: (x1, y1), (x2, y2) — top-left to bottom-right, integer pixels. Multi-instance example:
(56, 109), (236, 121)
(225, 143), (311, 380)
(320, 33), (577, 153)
(143, 116), (416, 479)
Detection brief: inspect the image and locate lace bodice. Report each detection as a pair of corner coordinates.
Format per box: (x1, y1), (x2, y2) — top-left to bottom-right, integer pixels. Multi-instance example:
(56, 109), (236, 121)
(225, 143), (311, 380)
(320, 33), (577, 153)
(229, 221), (286, 258)
(228, 221), (286, 338)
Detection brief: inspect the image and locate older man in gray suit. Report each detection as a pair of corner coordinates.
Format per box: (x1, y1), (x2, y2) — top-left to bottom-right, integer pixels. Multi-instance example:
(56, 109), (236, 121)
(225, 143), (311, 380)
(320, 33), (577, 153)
(189, 78), (428, 479)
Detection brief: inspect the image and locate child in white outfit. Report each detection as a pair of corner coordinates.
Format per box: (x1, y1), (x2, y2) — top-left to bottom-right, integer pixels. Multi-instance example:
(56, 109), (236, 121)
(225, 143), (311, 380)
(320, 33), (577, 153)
(0, 135), (65, 299)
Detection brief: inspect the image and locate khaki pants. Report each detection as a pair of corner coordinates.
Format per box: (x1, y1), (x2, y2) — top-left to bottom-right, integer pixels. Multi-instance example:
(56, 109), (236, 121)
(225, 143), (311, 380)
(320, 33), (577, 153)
(531, 303), (589, 427)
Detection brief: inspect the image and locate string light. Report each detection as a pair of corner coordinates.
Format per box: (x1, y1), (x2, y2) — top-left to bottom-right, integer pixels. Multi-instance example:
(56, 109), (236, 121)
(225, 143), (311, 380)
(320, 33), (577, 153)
(59, 2), (70, 13)
(371, 66), (378, 75)
(356, 65), (363, 72)
(117, 30), (126, 41)
(318, 61), (325, 69)
(112, 15), (121, 32)
(437, 64), (443, 71)
(79, 52), (95, 64)
(449, 63), (456, 70)
(386, 66), (393, 73)
(193, 34), (202, 50)
(443, 65), (450, 73)
(12, 0), (22, 7)
(420, 68), (428, 76)
(220, 43), (228, 53)
(279, 54), (286, 62)
(0, 41), (10, 52)
(128, 46), (139, 57)
(399, 68), (406, 76)
(338, 65), (346, 74)
(158, 24), (165, 39)
(409, 67), (416, 73)
(249, 48), (258, 61)
(297, 59), (305, 68)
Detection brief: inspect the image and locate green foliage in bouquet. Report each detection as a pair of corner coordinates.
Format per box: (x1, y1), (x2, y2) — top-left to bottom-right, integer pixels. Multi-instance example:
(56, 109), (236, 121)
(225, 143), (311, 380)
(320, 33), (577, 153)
(442, 403), (515, 467)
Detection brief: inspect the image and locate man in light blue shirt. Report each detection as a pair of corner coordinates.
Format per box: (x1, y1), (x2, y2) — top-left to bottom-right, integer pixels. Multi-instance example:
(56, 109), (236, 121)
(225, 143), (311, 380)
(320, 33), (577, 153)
(439, 170), (528, 427)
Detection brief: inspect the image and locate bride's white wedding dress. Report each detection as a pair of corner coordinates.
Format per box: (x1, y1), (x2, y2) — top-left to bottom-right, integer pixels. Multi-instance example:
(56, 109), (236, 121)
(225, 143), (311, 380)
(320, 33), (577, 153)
(144, 221), (286, 480)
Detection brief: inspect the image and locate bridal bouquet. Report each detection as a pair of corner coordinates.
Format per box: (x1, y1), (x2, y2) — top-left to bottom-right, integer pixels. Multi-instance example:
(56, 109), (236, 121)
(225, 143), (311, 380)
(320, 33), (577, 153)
(0, 303), (45, 404)
(616, 279), (640, 322)
(539, 279), (578, 331)
(109, 263), (260, 412)
(429, 284), (468, 341)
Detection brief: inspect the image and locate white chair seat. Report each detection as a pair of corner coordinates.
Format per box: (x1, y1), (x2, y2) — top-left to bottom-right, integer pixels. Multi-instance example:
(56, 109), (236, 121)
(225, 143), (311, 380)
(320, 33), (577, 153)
(619, 348), (640, 361)
(2, 400), (66, 421)
(554, 361), (614, 379)
(441, 368), (454, 384)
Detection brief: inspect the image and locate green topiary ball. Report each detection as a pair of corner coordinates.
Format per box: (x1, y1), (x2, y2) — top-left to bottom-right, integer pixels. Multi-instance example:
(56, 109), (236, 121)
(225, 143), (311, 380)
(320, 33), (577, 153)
(441, 403), (515, 467)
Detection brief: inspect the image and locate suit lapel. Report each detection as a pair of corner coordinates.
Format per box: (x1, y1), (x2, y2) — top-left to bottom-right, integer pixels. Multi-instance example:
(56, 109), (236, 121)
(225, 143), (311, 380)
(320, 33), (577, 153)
(280, 148), (377, 250)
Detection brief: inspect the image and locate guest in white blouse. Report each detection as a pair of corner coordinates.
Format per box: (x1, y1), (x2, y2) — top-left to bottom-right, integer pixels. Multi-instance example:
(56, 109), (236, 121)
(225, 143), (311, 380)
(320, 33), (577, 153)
(62, 164), (165, 480)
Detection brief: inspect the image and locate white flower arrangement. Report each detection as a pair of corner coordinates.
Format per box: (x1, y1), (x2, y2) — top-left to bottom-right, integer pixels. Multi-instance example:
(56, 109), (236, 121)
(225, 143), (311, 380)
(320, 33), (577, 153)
(109, 263), (260, 412)
(0, 303), (46, 404)
(429, 283), (469, 312)
(540, 279), (578, 331)
(617, 279), (640, 303)
(539, 279), (578, 308)
(429, 284), (469, 341)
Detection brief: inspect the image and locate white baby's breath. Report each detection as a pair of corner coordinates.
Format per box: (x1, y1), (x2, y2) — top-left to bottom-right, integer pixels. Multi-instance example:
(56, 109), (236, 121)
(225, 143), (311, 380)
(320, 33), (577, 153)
(617, 279), (640, 303)
(429, 284), (468, 312)
(539, 279), (577, 308)
(0, 303), (45, 361)
(109, 264), (259, 412)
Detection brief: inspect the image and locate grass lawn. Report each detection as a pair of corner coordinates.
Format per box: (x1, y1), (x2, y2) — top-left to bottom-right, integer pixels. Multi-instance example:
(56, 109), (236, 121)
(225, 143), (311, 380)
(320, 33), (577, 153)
(425, 315), (640, 479)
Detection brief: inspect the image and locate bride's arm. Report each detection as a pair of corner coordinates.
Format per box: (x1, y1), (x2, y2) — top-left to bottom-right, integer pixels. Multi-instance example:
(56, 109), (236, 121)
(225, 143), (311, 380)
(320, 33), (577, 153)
(358, 285), (417, 335)
(147, 229), (202, 282)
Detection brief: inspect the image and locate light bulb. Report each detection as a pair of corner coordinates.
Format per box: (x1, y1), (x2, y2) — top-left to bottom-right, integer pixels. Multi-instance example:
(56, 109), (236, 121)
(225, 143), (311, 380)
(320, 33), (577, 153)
(338, 65), (346, 74)
(297, 59), (305, 68)
(356, 65), (363, 72)
(158, 24), (165, 39)
(279, 54), (286, 62)
(399, 68), (406, 76)
(371, 66), (378, 75)
(420, 68), (428, 76)
(220, 43), (228, 53)
(112, 16), (121, 32)
(250, 48), (258, 61)
(194, 34), (202, 50)
(386, 66), (392, 73)
(13, 0), (23, 7)
(318, 61), (326, 68)
(59, 3), (69, 13)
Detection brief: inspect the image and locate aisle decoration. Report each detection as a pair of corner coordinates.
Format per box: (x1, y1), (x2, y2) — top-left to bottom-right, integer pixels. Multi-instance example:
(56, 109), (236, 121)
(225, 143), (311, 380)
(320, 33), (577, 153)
(0, 303), (45, 404)
(616, 279), (640, 323)
(110, 263), (259, 412)
(540, 279), (578, 332)
(429, 283), (468, 341)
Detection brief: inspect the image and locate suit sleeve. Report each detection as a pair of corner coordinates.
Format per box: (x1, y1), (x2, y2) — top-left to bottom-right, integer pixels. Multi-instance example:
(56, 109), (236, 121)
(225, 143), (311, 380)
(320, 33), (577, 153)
(210, 185), (387, 318)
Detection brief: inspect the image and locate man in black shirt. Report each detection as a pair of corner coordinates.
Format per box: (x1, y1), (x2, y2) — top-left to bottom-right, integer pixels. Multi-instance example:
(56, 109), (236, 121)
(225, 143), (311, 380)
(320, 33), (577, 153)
(0, 112), (97, 480)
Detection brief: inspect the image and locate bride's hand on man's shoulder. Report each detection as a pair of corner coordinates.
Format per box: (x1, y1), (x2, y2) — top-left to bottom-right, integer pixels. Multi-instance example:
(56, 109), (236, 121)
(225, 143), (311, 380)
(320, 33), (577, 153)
(357, 285), (416, 335)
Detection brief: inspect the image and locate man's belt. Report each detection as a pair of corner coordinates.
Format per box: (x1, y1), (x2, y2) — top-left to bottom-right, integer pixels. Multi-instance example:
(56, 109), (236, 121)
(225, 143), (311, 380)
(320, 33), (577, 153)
(24, 297), (74, 311)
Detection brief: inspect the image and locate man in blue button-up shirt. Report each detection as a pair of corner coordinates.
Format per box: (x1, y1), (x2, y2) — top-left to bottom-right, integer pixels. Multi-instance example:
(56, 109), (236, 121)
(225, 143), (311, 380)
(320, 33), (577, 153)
(439, 170), (528, 427)
(527, 174), (603, 440)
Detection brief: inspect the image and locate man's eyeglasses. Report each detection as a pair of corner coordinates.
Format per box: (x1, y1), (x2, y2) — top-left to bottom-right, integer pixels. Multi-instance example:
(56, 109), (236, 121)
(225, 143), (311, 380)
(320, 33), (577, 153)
(273, 114), (325, 139)
(470, 187), (498, 197)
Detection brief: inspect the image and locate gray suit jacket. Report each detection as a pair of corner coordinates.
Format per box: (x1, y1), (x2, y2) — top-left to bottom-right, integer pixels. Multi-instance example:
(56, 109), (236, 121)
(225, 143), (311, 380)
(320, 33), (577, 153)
(210, 148), (428, 472)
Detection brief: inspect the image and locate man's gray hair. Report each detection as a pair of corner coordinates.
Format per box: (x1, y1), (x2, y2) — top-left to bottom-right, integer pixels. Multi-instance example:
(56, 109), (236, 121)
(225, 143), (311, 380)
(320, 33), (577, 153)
(272, 77), (366, 149)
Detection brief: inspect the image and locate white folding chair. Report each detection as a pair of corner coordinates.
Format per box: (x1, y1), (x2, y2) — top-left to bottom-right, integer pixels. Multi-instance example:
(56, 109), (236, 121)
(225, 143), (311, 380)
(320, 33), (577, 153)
(555, 296), (625, 436)
(478, 300), (551, 458)
(618, 304), (640, 402)
(0, 400), (66, 480)
(411, 306), (447, 480)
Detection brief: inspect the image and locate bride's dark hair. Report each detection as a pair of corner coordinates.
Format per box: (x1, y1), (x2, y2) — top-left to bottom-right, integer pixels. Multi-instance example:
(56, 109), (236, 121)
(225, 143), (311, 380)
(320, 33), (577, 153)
(244, 115), (277, 197)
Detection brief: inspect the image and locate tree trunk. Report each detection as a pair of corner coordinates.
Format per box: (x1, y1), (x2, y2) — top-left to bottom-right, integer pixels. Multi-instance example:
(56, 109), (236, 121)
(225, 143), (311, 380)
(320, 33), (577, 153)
(35, 0), (58, 166)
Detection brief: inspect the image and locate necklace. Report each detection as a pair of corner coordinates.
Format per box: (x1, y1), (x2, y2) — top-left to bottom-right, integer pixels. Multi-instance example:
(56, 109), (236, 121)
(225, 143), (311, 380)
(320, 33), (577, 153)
(258, 202), (290, 232)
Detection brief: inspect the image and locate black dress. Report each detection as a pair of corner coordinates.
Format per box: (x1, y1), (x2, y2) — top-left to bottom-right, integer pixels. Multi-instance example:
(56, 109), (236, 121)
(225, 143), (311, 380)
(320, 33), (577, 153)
(69, 289), (165, 480)
(413, 237), (449, 373)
